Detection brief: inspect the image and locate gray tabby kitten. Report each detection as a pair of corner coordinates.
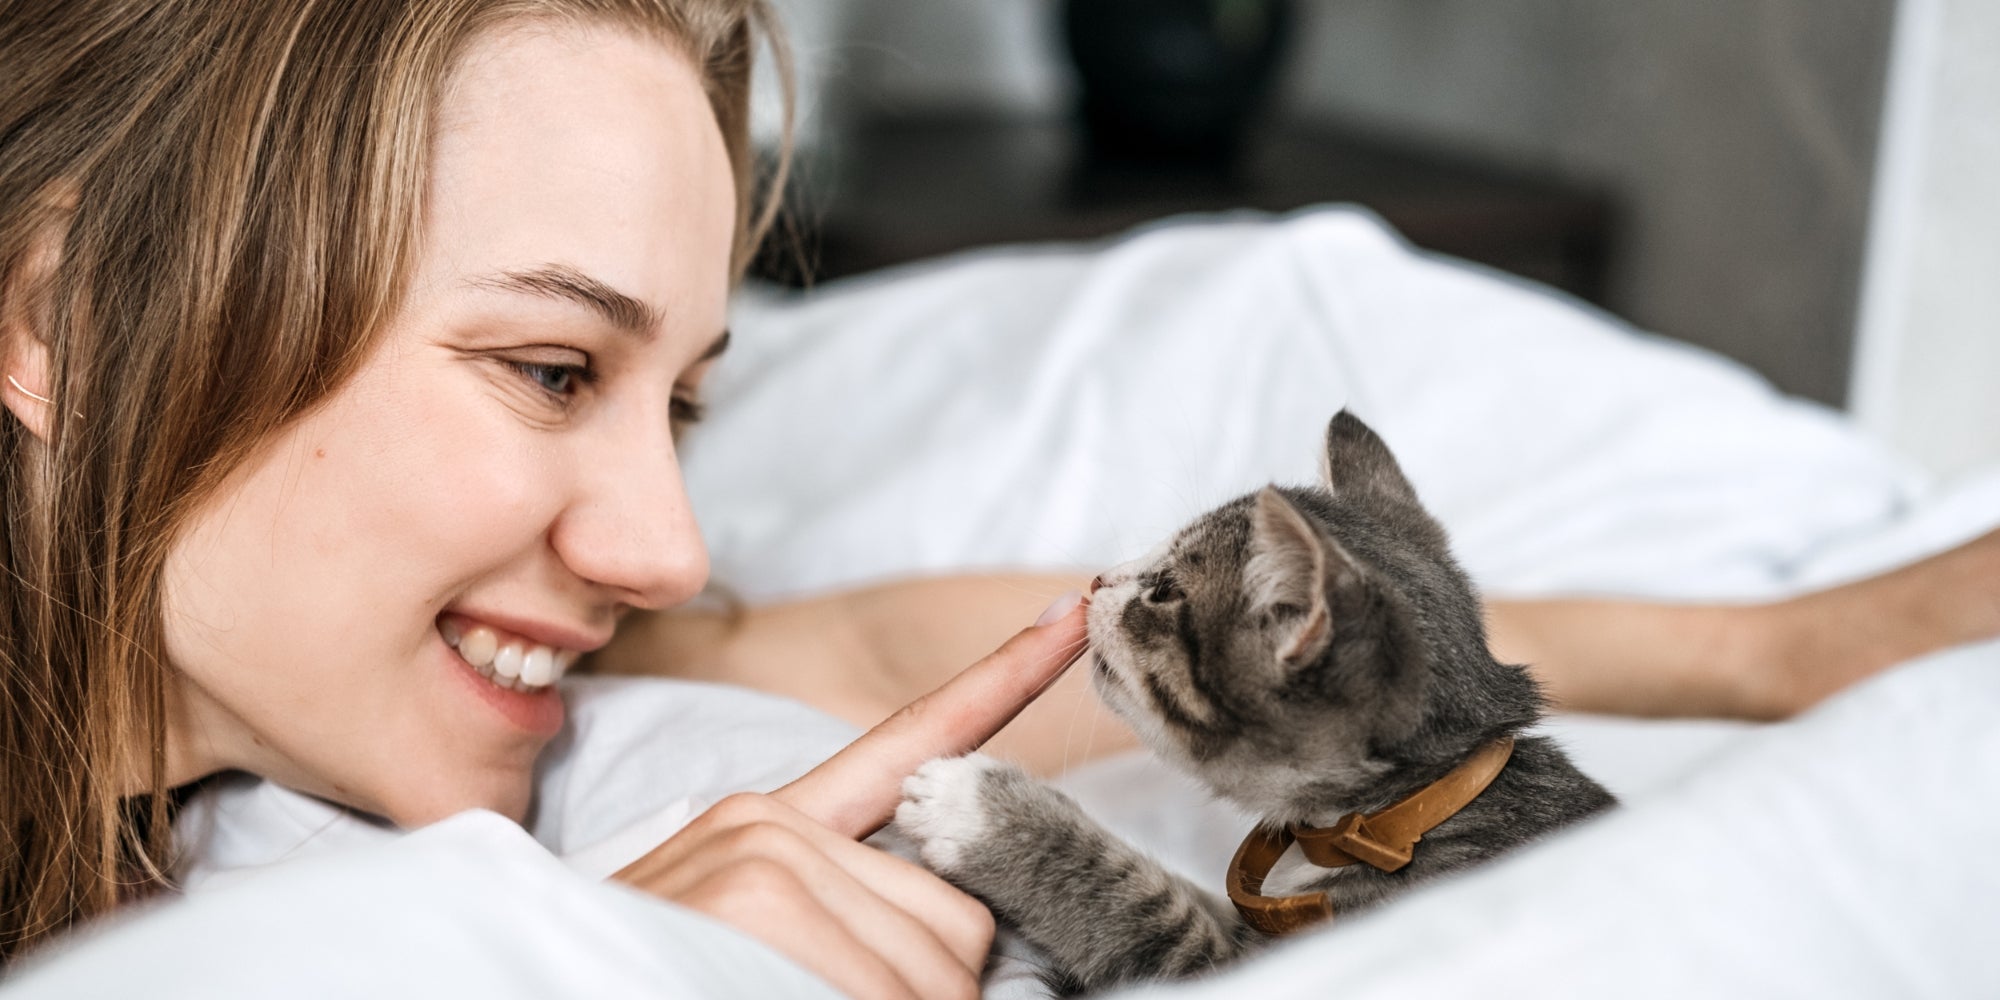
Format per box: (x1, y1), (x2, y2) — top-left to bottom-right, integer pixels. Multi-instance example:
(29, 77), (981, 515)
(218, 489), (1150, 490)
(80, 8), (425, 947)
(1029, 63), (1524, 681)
(896, 411), (1614, 994)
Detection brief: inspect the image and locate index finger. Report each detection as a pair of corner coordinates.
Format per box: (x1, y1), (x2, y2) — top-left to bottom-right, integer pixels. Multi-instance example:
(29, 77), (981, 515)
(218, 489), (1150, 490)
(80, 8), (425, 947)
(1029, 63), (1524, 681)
(774, 593), (1088, 838)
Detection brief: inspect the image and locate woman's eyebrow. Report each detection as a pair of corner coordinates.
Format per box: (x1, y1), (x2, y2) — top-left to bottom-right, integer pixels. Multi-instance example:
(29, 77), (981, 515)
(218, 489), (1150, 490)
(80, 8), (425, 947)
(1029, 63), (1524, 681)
(468, 263), (662, 338)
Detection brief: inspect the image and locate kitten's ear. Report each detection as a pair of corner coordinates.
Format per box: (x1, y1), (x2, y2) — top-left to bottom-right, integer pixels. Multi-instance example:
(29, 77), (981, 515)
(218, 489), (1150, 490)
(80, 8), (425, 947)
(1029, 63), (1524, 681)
(1246, 487), (1354, 668)
(1318, 410), (1418, 505)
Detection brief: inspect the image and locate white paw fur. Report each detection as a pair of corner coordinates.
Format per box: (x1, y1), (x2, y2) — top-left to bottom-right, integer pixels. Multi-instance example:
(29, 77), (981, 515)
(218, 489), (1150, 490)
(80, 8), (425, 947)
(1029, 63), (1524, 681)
(896, 754), (1008, 872)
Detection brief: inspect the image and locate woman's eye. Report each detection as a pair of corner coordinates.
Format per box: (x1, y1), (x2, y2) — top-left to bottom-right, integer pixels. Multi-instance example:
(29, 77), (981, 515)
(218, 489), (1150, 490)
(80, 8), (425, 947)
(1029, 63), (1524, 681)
(510, 360), (590, 399)
(670, 394), (707, 428)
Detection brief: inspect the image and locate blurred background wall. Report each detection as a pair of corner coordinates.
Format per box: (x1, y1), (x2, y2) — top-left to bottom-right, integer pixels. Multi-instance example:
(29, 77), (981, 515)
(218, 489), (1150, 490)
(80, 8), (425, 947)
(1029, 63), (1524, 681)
(1283, 1), (1890, 422)
(760, 0), (1995, 481)
(1851, 0), (1999, 482)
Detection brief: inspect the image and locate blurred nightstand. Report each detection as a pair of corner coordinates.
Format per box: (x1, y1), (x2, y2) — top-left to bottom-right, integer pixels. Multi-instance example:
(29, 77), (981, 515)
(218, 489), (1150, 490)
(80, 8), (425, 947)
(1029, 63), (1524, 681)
(756, 114), (1616, 305)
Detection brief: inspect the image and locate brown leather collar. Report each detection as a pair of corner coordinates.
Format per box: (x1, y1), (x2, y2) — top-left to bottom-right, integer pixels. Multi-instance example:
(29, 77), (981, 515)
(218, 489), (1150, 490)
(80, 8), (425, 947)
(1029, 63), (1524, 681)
(1226, 735), (1516, 936)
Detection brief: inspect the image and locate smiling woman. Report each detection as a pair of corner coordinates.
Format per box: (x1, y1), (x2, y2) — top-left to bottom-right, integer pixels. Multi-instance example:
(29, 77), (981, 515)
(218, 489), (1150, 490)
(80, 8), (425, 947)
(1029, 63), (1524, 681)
(0, 0), (788, 965)
(1, 5), (1088, 993)
(7, 3), (1998, 995)
(157, 18), (744, 827)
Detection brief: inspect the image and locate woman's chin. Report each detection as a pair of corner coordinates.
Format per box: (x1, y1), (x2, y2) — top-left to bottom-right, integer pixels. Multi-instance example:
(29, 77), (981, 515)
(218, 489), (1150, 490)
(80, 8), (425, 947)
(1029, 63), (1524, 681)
(369, 771), (537, 829)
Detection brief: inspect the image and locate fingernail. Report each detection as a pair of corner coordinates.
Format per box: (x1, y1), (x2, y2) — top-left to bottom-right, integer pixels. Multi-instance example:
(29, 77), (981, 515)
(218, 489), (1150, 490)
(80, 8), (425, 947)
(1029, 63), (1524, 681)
(1035, 589), (1082, 627)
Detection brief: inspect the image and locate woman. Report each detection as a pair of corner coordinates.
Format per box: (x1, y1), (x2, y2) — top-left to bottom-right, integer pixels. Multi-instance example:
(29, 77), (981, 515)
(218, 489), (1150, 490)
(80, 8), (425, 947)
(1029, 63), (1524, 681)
(1, 4), (1063, 995)
(3, 1), (1995, 996)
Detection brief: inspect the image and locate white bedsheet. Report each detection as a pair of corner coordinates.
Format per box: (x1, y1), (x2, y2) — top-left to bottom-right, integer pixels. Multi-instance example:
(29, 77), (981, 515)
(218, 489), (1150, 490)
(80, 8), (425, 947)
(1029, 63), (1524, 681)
(1115, 638), (2000, 1000)
(167, 679), (863, 892)
(15, 808), (837, 999)
(6, 679), (856, 997)
(10, 208), (1997, 997)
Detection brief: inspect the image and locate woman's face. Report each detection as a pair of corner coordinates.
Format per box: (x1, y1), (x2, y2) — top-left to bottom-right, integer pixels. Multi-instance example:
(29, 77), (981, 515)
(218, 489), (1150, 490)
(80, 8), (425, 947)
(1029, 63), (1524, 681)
(160, 22), (734, 825)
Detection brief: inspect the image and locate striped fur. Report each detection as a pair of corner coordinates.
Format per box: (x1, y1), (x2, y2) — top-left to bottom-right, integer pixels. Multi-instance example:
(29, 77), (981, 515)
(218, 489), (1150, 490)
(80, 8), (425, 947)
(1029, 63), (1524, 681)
(898, 412), (1614, 994)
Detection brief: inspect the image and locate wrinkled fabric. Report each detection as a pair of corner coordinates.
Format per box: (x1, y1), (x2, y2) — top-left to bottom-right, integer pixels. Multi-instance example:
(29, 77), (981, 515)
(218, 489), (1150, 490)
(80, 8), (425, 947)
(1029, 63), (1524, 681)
(16, 209), (1998, 998)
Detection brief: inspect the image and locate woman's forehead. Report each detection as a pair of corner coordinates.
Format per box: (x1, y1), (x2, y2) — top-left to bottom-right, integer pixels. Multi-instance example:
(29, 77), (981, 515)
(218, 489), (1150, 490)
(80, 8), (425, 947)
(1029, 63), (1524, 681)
(416, 21), (736, 348)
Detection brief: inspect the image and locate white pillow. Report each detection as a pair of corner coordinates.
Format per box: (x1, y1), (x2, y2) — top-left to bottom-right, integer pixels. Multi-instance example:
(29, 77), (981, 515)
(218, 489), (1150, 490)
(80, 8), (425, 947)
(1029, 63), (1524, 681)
(691, 208), (1920, 604)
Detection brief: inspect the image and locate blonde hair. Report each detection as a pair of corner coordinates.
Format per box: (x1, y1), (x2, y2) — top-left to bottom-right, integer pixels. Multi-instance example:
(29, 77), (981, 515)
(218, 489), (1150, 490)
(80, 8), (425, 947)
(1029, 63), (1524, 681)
(0, 0), (788, 962)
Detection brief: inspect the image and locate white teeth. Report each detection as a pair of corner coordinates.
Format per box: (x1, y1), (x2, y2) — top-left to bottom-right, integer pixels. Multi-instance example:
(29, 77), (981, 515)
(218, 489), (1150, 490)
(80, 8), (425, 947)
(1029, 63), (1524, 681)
(520, 646), (554, 686)
(493, 644), (524, 681)
(459, 627), (497, 668)
(443, 618), (575, 692)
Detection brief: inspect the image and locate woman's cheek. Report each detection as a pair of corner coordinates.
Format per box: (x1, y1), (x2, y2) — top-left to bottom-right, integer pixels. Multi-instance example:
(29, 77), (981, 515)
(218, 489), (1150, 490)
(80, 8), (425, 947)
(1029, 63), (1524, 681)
(373, 366), (574, 562)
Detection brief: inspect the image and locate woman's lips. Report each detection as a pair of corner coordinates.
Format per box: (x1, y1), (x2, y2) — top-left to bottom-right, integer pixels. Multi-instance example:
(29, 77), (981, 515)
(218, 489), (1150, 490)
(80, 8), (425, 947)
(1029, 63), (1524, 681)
(439, 630), (566, 737)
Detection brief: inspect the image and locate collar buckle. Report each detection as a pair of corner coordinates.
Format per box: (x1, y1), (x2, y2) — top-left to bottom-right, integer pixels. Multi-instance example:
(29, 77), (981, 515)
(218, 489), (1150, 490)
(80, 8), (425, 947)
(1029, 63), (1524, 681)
(1298, 812), (1413, 872)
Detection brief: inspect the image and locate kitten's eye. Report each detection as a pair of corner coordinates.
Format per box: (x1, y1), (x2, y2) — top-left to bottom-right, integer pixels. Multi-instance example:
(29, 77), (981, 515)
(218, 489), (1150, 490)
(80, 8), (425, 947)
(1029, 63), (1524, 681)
(1146, 578), (1183, 604)
(1261, 602), (1302, 627)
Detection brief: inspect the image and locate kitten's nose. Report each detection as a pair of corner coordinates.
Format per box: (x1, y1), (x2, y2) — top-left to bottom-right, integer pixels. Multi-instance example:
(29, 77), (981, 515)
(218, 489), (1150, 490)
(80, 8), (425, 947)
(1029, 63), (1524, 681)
(1089, 574), (1107, 594)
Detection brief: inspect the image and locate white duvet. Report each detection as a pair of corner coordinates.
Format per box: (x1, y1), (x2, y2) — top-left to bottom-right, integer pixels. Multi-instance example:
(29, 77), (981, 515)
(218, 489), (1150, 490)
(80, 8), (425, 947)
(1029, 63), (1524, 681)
(11, 208), (1998, 998)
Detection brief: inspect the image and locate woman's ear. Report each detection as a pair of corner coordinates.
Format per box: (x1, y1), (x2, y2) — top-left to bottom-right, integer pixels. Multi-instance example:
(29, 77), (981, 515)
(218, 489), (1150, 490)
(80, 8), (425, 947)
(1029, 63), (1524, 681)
(2, 337), (57, 441)
(2, 201), (70, 441)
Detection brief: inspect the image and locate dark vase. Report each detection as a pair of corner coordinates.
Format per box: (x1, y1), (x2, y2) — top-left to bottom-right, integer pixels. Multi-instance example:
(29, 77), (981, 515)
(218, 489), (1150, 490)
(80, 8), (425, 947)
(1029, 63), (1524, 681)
(1061, 0), (1295, 164)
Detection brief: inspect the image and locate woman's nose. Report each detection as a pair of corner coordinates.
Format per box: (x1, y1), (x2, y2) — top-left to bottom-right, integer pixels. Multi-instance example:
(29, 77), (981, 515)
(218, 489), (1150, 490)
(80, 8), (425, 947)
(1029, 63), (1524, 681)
(552, 441), (708, 611)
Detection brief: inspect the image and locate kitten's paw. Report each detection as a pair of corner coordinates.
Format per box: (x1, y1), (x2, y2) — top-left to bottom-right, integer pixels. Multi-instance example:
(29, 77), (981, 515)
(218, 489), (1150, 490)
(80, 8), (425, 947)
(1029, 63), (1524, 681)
(896, 754), (1014, 873)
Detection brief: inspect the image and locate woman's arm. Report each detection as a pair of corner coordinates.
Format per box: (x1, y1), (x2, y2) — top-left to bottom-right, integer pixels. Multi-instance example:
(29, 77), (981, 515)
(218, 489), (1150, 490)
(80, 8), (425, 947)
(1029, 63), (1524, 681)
(1493, 527), (2000, 720)
(591, 529), (2000, 773)
(591, 574), (1136, 776)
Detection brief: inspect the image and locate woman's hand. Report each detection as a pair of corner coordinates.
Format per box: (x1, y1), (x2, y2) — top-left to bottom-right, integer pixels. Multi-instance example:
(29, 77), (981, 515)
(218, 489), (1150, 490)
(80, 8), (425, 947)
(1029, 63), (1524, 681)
(590, 574), (1138, 774)
(611, 593), (1088, 1000)
(613, 791), (991, 1000)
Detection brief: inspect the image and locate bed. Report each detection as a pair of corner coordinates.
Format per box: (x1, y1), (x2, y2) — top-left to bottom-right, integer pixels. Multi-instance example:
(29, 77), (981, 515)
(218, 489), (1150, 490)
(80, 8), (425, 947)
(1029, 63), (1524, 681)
(13, 207), (1999, 998)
